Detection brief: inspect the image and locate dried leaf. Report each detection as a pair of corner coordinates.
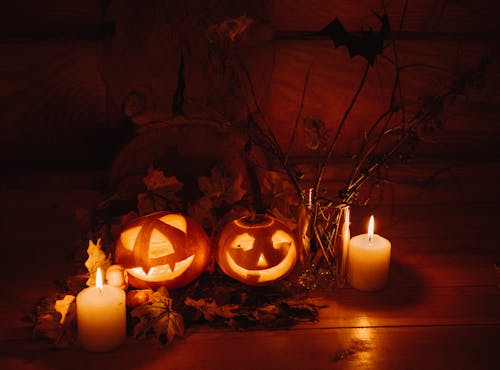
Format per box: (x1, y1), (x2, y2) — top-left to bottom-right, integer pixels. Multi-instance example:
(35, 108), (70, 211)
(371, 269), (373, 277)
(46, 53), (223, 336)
(183, 293), (321, 329)
(302, 117), (329, 151)
(138, 167), (183, 215)
(187, 196), (217, 230)
(137, 192), (166, 215)
(54, 295), (76, 324)
(254, 304), (280, 324)
(130, 287), (184, 344)
(258, 169), (299, 222)
(33, 295), (77, 348)
(207, 15), (254, 42)
(198, 164), (245, 205)
(184, 297), (238, 321)
(84, 239), (111, 286)
(332, 339), (370, 363)
(34, 312), (60, 342)
(143, 167), (182, 192)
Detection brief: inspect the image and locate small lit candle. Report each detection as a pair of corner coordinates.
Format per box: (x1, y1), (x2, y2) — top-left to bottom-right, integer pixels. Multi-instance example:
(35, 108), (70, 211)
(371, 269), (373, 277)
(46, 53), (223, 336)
(76, 267), (126, 352)
(347, 215), (391, 291)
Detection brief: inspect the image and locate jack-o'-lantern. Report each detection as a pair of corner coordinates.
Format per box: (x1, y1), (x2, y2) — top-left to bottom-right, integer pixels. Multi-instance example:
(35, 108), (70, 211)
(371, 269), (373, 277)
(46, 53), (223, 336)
(216, 214), (297, 286)
(115, 212), (210, 289)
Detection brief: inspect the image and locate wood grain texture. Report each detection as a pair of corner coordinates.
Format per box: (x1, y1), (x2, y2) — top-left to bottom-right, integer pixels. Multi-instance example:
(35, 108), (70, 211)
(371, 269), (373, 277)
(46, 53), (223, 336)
(0, 0), (102, 39)
(100, 0), (274, 127)
(2, 1), (499, 168)
(264, 39), (500, 158)
(1, 325), (499, 370)
(271, 0), (500, 33)
(0, 42), (108, 166)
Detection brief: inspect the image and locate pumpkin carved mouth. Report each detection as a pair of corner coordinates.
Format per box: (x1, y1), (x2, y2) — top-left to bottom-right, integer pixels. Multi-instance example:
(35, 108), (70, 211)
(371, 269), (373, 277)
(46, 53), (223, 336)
(225, 244), (296, 283)
(127, 254), (195, 282)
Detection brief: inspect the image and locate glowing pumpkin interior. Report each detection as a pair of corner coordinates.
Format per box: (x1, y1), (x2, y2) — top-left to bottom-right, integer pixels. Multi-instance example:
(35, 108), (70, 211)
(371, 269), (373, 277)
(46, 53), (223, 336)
(115, 212), (210, 289)
(216, 215), (297, 285)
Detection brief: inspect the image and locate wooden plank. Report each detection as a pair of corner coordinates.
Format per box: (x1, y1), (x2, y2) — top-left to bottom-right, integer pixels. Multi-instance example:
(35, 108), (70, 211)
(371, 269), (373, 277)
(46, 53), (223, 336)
(0, 189), (104, 215)
(272, 0), (500, 33)
(264, 39), (500, 158)
(0, 42), (108, 167)
(99, 0), (276, 128)
(307, 286), (500, 328)
(296, 160), (500, 205)
(0, 0), (102, 39)
(348, 202), (500, 241)
(0, 325), (499, 370)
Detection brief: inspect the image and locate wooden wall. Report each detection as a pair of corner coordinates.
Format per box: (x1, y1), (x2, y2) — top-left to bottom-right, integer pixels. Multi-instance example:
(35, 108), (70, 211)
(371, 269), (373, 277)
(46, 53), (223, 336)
(1, 0), (499, 208)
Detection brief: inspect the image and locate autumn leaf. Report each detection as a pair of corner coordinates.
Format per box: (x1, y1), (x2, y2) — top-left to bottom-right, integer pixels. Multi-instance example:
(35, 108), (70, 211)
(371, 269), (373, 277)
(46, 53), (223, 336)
(257, 169), (299, 228)
(138, 167), (183, 215)
(187, 196), (217, 230)
(207, 15), (254, 42)
(84, 239), (111, 286)
(143, 167), (183, 192)
(54, 295), (76, 324)
(137, 192), (165, 215)
(33, 294), (77, 348)
(130, 287), (184, 345)
(184, 297), (238, 321)
(198, 164), (245, 206)
(302, 117), (329, 151)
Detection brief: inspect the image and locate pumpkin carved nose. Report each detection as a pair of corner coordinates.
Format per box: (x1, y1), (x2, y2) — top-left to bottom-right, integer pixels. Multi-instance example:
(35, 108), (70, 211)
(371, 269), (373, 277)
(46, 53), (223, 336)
(257, 253), (268, 268)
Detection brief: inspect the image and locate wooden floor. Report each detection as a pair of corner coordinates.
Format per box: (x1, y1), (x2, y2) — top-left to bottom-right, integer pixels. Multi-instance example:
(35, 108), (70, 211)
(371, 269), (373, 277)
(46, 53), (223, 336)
(0, 169), (499, 370)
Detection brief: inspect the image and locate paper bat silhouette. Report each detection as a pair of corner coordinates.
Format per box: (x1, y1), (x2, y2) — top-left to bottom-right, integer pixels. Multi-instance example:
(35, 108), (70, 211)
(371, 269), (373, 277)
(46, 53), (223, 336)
(317, 13), (390, 65)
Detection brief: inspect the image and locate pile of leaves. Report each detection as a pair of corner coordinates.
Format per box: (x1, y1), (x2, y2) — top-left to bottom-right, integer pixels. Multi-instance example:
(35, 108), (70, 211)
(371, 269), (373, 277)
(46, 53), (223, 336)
(30, 239), (322, 348)
(179, 273), (322, 330)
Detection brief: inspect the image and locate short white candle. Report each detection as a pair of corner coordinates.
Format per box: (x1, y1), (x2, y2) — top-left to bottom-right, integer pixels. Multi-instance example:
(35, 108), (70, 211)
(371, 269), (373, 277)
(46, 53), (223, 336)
(76, 268), (126, 352)
(347, 215), (391, 291)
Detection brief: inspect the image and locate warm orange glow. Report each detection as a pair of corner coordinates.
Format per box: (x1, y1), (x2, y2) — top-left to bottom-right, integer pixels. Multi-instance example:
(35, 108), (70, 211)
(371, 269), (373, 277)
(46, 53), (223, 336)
(115, 212), (211, 289)
(367, 215), (374, 241)
(216, 215), (298, 285)
(96, 267), (103, 291)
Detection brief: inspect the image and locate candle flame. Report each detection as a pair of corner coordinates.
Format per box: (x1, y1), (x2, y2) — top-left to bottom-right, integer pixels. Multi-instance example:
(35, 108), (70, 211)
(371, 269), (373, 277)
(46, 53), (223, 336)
(367, 215), (374, 241)
(96, 267), (103, 292)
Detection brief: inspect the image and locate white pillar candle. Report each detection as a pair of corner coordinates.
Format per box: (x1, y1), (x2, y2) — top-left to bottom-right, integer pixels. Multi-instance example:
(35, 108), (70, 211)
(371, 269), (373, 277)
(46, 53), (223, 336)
(347, 215), (391, 291)
(76, 268), (126, 352)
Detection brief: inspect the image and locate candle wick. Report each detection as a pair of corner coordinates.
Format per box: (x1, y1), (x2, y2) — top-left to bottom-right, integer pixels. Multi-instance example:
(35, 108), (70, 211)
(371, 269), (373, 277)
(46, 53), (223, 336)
(368, 234), (372, 243)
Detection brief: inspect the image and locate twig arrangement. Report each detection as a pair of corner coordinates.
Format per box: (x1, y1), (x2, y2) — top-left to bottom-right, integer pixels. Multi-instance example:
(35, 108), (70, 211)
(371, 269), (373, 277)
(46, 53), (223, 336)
(239, 4), (497, 288)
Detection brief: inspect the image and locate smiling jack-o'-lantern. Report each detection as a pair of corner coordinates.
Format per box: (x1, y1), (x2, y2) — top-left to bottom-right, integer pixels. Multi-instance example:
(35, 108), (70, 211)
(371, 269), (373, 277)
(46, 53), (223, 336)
(216, 214), (297, 286)
(115, 212), (210, 289)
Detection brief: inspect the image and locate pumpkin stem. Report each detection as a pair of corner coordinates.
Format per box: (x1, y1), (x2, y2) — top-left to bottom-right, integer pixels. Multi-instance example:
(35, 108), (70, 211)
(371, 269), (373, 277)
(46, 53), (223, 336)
(249, 208), (257, 223)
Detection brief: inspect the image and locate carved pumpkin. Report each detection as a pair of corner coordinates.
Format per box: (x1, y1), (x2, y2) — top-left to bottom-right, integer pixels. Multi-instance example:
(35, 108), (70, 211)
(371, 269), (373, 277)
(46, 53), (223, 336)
(115, 212), (210, 289)
(216, 214), (297, 286)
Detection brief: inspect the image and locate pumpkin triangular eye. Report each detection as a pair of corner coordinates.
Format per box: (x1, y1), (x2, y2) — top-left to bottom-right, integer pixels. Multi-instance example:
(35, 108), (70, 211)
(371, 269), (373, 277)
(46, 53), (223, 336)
(271, 230), (292, 250)
(148, 229), (175, 258)
(231, 233), (255, 251)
